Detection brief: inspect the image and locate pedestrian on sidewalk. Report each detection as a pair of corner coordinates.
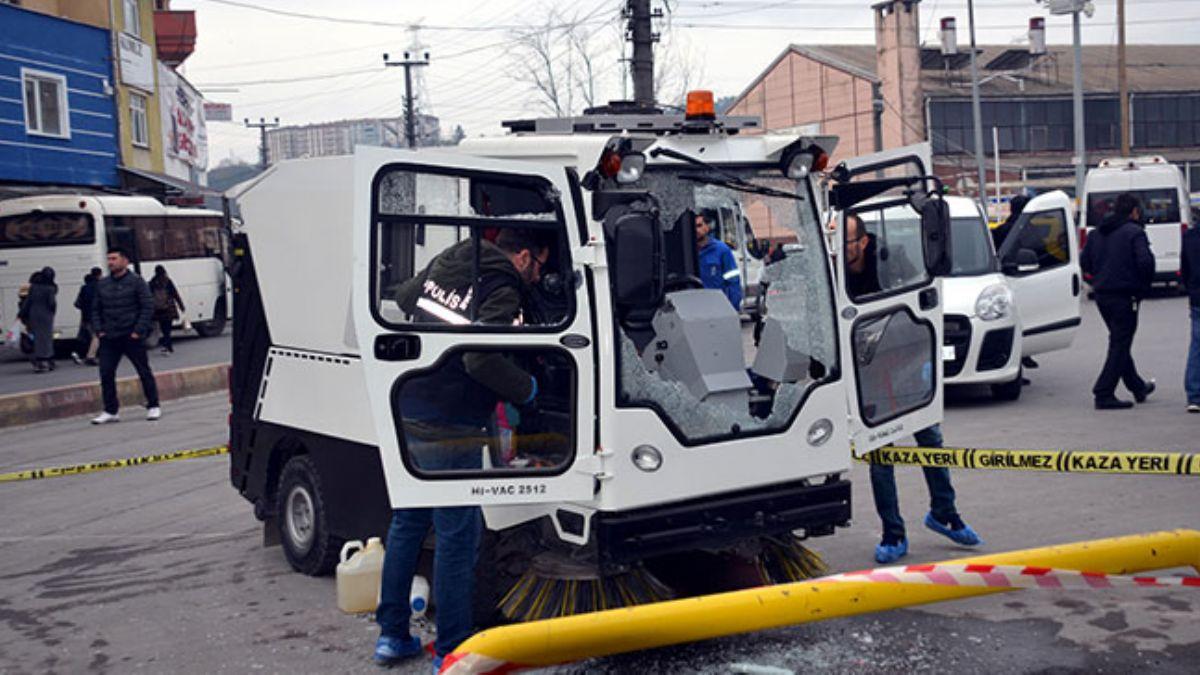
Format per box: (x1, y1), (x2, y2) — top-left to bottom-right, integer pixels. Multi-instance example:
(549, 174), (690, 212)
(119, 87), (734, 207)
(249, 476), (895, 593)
(91, 248), (161, 424)
(72, 267), (102, 366)
(1182, 218), (1200, 413)
(149, 265), (185, 355)
(25, 267), (58, 373)
(1080, 192), (1156, 410)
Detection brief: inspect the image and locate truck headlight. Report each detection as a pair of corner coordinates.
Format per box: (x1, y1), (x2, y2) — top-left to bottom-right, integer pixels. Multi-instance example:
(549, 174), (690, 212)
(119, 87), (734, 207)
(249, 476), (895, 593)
(975, 283), (1012, 321)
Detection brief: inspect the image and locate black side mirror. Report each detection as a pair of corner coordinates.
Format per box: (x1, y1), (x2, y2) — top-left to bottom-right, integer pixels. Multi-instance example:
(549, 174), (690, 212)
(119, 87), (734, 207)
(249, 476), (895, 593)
(1002, 248), (1039, 274)
(604, 203), (664, 311)
(919, 196), (952, 277)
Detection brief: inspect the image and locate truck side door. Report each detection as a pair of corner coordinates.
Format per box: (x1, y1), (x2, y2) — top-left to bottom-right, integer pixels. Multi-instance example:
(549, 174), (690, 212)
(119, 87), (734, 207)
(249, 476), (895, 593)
(997, 190), (1082, 356)
(351, 147), (598, 508)
(835, 200), (946, 453)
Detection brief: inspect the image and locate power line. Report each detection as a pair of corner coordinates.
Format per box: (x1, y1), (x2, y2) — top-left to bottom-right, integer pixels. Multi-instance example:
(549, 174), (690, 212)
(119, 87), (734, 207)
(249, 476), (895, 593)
(200, 0), (613, 32)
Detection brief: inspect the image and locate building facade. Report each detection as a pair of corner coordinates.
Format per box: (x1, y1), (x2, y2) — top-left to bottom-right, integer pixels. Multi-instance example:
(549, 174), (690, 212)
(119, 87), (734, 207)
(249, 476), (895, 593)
(0, 3), (120, 187)
(267, 114), (442, 163)
(1, 0), (207, 194)
(728, 0), (1200, 199)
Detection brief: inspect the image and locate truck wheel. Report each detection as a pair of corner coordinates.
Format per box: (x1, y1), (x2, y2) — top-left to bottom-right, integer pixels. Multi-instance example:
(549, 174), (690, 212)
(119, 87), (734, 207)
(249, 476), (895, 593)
(194, 298), (227, 337)
(990, 368), (1023, 402)
(276, 455), (342, 576)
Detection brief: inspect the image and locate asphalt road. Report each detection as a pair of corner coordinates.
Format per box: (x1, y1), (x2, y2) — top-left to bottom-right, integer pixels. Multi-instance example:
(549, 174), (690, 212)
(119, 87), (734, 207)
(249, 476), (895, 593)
(0, 294), (1196, 674)
(0, 330), (231, 397)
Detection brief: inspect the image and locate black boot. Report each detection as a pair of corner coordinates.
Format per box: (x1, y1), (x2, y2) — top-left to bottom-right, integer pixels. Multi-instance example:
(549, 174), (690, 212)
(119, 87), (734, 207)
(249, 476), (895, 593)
(1095, 397), (1134, 410)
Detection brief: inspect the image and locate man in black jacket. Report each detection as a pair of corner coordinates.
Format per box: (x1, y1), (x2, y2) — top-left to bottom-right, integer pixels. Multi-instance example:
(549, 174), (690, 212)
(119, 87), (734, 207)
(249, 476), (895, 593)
(373, 228), (549, 670)
(91, 248), (160, 423)
(1080, 193), (1156, 409)
(1183, 217), (1200, 413)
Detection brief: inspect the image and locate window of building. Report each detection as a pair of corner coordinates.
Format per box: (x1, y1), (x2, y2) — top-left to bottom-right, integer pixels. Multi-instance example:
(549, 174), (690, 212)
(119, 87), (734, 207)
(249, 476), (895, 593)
(21, 69), (69, 139)
(124, 0), (141, 37)
(930, 98), (1120, 155)
(1133, 94), (1200, 150)
(130, 93), (149, 147)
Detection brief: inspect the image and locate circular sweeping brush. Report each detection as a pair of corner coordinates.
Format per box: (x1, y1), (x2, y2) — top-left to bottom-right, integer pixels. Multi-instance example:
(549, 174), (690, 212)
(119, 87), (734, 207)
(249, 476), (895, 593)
(498, 552), (674, 622)
(754, 534), (829, 584)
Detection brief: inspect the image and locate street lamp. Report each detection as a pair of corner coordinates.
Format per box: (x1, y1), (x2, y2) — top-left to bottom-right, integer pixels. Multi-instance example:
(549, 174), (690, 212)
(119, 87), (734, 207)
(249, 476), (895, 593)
(1039, 0), (1095, 203)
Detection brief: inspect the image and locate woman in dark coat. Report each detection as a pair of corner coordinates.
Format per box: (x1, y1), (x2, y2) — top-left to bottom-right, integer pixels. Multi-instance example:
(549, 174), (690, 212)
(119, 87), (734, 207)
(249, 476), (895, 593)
(25, 267), (58, 372)
(149, 265), (185, 354)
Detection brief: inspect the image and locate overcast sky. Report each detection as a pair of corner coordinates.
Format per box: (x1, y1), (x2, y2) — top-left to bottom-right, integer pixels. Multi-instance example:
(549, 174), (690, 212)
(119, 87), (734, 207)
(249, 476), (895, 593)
(171, 0), (1200, 167)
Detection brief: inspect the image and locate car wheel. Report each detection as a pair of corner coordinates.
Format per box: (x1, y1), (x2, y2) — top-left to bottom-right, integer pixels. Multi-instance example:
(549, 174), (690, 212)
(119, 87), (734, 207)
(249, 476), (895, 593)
(990, 367), (1023, 401)
(276, 455), (342, 576)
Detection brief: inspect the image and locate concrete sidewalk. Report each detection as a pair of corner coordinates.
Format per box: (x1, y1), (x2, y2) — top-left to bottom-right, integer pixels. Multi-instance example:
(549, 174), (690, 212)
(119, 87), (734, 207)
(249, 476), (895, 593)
(0, 362), (229, 428)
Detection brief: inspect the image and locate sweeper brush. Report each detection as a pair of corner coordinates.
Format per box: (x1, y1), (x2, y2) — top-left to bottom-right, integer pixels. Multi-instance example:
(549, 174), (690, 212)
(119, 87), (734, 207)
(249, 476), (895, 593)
(497, 535), (828, 622)
(499, 553), (674, 622)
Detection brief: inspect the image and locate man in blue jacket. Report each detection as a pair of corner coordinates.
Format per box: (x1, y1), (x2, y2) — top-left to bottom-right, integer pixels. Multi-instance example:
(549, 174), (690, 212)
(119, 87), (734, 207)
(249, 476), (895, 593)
(1081, 193), (1157, 410)
(1182, 213), (1200, 413)
(695, 211), (743, 311)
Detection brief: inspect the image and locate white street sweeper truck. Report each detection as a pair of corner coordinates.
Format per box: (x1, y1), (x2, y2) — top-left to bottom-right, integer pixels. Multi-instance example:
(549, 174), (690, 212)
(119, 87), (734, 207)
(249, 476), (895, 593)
(226, 93), (953, 621)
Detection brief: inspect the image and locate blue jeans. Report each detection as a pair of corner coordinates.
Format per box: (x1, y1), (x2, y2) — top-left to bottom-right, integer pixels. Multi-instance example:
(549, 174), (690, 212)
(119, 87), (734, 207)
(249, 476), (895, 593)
(869, 424), (958, 543)
(377, 436), (482, 657)
(1187, 305), (1200, 405)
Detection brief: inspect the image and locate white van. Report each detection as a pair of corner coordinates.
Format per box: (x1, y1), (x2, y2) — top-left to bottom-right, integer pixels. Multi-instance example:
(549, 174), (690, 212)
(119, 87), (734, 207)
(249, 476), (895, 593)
(0, 194), (231, 353)
(859, 194), (1080, 401)
(1083, 156), (1189, 284)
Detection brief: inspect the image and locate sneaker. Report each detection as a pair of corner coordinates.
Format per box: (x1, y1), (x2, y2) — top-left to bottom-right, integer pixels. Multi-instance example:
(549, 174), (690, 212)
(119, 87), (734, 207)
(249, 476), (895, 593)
(1188, 403), (1200, 414)
(431, 654), (444, 674)
(1134, 380), (1156, 403)
(874, 537), (908, 564)
(146, 407), (162, 421)
(1095, 397), (1134, 410)
(91, 412), (119, 425)
(373, 635), (422, 667)
(924, 512), (984, 547)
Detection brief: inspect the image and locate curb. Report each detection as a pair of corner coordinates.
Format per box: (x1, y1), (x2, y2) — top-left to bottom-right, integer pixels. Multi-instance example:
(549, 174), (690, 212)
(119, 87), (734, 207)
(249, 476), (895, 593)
(0, 363), (230, 429)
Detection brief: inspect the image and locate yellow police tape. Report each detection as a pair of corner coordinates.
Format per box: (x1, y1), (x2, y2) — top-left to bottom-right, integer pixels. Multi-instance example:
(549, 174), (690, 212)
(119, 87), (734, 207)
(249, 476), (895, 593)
(860, 446), (1199, 476)
(0, 445), (229, 483)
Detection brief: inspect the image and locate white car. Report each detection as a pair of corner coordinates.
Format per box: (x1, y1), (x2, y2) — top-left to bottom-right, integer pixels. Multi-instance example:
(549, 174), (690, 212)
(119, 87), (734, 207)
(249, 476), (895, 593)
(862, 192), (1082, 401)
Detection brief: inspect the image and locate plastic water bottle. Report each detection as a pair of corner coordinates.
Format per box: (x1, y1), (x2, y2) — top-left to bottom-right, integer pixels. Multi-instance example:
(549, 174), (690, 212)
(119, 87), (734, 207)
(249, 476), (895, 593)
(410, 575), (430, 618)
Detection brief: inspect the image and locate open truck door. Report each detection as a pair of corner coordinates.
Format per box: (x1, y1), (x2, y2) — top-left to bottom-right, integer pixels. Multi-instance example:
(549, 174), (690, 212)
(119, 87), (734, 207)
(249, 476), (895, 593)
(827, 150), (949, 453)
(996, 190), (1082, 355)
(351, 147), (598, 508)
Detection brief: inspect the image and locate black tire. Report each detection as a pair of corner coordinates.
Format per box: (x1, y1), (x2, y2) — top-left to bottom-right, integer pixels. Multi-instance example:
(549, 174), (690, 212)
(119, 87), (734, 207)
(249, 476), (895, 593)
(194, 297), (227, 337)
(990, 367), (1023, 401)
(276, 455), (343, 576)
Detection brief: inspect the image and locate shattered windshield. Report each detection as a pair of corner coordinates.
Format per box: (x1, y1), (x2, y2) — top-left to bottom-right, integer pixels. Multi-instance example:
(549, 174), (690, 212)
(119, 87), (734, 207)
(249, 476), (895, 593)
(615, 166), (837, 444)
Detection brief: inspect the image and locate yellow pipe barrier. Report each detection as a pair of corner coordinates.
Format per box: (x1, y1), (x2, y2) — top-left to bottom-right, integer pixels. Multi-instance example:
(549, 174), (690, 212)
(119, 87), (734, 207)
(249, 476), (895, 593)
(445, 529), (1200, 674)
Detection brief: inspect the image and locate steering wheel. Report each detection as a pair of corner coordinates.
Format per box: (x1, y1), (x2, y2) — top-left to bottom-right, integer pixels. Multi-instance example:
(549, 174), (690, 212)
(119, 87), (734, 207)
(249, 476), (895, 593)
(663, 274), (705, 293)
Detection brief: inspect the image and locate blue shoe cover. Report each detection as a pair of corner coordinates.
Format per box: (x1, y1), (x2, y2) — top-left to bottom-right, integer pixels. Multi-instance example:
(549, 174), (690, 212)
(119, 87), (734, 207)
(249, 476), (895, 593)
(374, 635), (422, 666)
(924, 512), (984, 546)
(874, 538), (908, 564)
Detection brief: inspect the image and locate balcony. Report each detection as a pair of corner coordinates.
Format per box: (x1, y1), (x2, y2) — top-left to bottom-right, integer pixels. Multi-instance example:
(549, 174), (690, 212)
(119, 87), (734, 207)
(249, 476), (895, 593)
(154, 10), (196, 66)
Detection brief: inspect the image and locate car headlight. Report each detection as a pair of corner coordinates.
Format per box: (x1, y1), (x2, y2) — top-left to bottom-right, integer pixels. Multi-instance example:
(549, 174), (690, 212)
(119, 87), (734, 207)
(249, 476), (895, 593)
(975, 283), (1012, 321)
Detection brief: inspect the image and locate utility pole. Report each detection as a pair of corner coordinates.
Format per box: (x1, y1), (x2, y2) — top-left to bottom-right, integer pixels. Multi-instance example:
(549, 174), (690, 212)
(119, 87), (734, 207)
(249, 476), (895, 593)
(1043, 0), (1091, 204)
(625, 0), (660, 107)
(243, 117), (279, 170)
(1117, 0), (1130, 156)
(383, 50), (430, 148)
(966, 0), (988, 217)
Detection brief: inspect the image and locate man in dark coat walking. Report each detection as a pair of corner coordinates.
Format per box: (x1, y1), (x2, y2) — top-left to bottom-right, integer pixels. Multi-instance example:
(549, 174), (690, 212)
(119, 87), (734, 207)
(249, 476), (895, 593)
(1080, 192), (1157, 409)
(72, 267), (102, 366)
(91, 248), (161, 423)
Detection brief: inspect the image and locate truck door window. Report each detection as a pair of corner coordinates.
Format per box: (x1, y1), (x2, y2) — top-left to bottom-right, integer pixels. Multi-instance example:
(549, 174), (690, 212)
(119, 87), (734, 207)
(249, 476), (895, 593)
(852, 309), (936, 426)
(392, 347), (575, 477)
(372, 167), (573, 330)
(847, 206), (930, 301)
(1002, 209), (1070, 272)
